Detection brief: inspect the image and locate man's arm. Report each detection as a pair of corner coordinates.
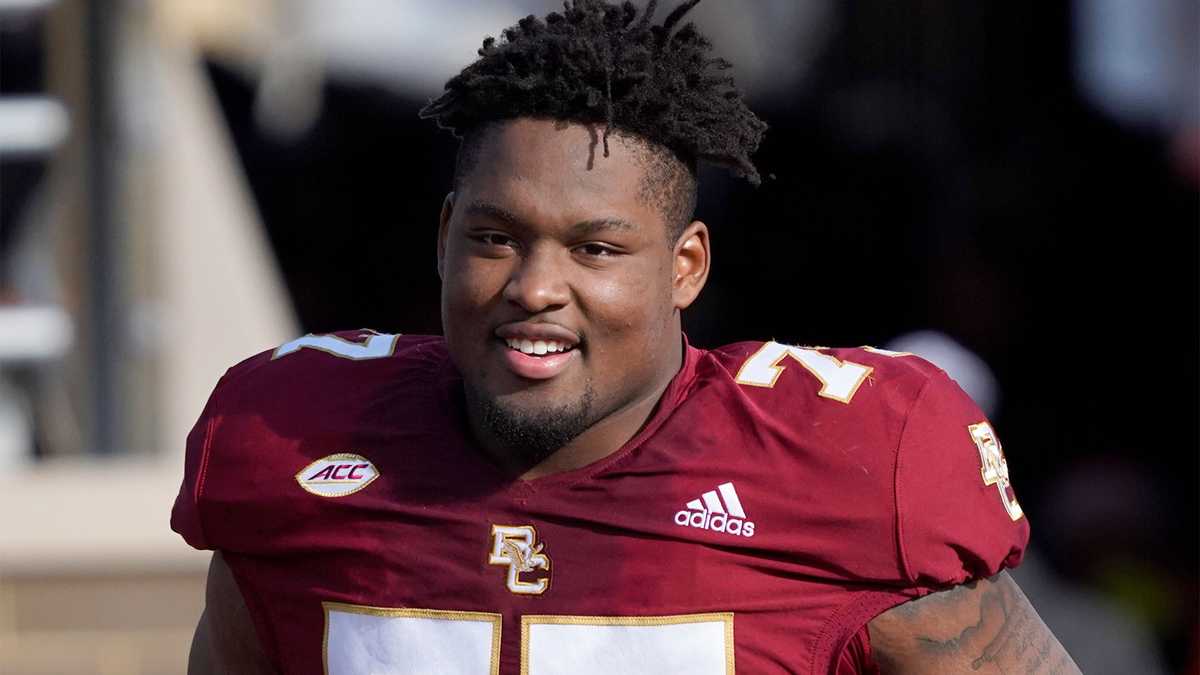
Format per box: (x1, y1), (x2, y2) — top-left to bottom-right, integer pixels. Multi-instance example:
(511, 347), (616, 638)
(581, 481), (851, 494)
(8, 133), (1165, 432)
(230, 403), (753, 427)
(188, 552), (276, 675)
(868, 571), (1081, 674)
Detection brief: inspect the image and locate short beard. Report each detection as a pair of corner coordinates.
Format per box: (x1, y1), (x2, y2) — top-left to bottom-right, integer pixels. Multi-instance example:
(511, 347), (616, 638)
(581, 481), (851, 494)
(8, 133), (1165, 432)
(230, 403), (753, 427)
(467, 383), (596, 470)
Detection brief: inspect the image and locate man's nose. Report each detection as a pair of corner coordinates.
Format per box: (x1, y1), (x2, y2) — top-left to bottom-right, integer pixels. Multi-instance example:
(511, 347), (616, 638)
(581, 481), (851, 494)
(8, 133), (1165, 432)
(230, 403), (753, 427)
(502, 246), (570, 313)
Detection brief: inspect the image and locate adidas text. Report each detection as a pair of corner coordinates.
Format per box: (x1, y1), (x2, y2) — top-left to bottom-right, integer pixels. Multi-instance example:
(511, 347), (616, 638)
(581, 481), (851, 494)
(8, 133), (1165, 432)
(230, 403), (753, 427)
(673, 482), (756, 537)
(673, 509), (756, 537)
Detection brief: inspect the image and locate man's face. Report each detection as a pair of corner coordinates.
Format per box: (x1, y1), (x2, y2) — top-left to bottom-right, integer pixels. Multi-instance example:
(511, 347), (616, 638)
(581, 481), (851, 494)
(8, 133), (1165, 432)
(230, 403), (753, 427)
(438, 118), (707, 464)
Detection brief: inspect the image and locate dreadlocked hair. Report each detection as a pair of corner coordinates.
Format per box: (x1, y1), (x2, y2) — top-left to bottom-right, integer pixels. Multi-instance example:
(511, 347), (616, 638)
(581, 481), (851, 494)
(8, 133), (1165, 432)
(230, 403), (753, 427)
(419, 0), (767, 237)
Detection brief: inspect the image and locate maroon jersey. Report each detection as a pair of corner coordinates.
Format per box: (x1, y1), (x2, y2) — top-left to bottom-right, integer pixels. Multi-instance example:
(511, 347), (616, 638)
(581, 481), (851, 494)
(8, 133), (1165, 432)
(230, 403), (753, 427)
(172, 331), (1028, 674)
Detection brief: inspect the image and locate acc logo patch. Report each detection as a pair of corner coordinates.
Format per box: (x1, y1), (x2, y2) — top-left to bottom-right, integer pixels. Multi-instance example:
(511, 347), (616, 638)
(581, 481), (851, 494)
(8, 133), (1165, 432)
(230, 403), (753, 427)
(295, 453), (379, 497)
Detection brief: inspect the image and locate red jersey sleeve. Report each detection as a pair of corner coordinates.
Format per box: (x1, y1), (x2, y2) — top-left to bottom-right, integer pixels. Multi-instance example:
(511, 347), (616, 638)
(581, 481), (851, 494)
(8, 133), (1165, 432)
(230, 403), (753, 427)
(894, 369), (1029, 588)
(170, 332), (444, 555)
(171, 368), (237, 551)
(169, 344), (291, 555)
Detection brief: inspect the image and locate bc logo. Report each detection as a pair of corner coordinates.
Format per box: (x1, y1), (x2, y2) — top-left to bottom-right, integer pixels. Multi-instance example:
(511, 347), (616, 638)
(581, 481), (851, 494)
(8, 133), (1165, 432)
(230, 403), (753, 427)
(487, 525), (551, 595)
(968, 422), (1023, 521)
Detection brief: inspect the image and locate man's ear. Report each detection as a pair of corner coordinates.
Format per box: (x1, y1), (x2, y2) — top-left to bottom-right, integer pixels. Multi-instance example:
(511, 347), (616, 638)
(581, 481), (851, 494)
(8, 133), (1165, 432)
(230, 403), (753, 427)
(672, 220), (710, 310)
(437, 192), (455, 280)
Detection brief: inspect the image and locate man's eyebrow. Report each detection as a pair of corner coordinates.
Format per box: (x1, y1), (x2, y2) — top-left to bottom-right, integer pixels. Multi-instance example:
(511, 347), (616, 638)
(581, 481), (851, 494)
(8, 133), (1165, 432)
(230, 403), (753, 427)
(464, 200), (638, 236)
(566, 217), (637, 237)
(465, 200), (523, 225)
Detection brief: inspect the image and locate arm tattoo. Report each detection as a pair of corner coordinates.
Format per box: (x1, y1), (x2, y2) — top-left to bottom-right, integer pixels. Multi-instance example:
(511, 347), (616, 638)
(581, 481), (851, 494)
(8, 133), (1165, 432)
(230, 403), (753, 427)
(870, 572), (1081, 674)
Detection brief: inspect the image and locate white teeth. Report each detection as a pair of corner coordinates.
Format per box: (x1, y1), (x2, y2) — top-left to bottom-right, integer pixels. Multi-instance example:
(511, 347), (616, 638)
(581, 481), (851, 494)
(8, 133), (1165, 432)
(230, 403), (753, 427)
(503, 337), (574, 354)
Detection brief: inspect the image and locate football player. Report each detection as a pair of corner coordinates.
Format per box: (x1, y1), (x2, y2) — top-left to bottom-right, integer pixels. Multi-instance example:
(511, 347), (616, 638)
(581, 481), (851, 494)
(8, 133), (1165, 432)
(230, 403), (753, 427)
(176, 1), (1080, 673)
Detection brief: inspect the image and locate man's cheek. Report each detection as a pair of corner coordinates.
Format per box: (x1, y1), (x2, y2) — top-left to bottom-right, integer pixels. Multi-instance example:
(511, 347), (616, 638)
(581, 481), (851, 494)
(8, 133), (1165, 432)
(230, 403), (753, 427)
(591, 281), (653, 322)
(447, 273), (491, 313)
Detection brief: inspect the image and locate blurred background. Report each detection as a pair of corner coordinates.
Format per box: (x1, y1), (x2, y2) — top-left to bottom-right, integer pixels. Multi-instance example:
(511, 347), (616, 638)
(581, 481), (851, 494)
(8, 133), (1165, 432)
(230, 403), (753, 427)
(0, 0), (1196, 673)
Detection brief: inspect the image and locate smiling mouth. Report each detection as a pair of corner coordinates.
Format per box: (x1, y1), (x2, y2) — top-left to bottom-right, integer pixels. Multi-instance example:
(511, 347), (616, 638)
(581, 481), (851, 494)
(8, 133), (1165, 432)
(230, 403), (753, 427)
(502, 337), (576, 356)
(496, 336), (579, 380)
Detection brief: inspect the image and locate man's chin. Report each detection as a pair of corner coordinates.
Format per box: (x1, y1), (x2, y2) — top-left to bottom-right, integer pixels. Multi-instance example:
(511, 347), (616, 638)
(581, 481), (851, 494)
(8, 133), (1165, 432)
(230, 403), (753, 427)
(466, 383), (596, 468)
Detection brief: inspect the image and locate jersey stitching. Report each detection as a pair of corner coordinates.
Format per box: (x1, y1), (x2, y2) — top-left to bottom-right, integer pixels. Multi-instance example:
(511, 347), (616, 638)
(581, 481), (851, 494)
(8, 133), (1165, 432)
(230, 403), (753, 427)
(810, 589), (913, 675)
(193, 413), (218, 549)
(892, 374), (935, 587)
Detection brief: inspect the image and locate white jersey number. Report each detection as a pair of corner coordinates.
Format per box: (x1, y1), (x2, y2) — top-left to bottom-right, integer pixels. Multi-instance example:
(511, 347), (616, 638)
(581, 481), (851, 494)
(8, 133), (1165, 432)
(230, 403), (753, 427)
(272, 332), (399, 361)
(735, 342), (909, 403)
(323, 603), (733, 675)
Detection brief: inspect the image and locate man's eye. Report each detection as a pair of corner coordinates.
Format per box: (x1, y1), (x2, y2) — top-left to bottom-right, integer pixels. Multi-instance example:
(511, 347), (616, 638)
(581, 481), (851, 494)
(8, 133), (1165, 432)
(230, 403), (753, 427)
(577, 243), (618, 257)
(475, 233), (516, 248)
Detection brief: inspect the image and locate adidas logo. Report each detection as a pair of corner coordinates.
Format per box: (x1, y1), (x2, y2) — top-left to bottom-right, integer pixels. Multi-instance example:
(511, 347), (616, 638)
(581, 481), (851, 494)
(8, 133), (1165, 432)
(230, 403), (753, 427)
(673, 482), (756, 538)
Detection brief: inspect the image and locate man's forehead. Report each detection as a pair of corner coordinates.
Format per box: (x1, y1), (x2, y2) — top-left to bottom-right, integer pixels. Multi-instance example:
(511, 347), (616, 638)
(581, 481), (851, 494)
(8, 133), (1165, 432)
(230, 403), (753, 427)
(456, 117), (694, 238)
(470, 118), (659, 178)
(461, 120), (662, 211)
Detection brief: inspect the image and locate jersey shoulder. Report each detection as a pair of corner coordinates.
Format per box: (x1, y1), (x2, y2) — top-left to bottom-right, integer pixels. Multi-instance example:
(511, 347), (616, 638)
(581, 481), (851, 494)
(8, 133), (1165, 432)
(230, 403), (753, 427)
(171, 331), (449, 552)
(702, 340), (1029, 588)
(706, 340), (940, 423)
(221, 330), (445, 396)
